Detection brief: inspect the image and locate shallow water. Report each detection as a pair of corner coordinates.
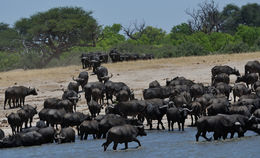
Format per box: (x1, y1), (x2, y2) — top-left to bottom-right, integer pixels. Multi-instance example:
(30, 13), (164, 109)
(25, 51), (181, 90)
(1, 128), (260, 158)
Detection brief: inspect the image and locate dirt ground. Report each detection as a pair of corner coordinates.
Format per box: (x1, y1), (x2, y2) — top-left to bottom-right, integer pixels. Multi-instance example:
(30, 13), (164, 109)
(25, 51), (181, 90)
(1, 52), (260, 135)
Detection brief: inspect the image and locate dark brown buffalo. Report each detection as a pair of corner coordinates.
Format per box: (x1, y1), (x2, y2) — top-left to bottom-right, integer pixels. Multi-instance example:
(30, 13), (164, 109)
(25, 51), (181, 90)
(102, 125), (146, 151)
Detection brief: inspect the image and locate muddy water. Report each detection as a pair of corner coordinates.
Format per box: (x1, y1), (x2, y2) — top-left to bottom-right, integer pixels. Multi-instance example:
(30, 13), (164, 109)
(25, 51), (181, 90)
(1, 128), (260, 158)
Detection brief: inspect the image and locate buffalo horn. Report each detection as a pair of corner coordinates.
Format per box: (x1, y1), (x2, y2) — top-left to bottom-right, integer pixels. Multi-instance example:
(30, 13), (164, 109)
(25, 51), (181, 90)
(159, 105), (168, 109)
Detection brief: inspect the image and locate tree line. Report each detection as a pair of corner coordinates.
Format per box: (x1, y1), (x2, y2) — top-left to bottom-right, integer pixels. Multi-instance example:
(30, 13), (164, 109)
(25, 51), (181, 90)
(1, 1), (260, 71)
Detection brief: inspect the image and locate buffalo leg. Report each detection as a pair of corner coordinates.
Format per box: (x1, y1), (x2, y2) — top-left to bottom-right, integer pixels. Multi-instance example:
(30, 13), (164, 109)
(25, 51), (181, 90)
(171, 122), (174, 131)
(195, 115), (198, 124)
(157, 120), (160, 130)
(113, 142), (118, 150)
(160, 119), (165, 130)
(230, 132), (235, 139)
(213, 132), (219, 140)
(191, 115), (194, 126)
(133, 138), (141, 147)
(22, 97), (25, 106)
(8, 99), (12, 109)
(12, 98), (15, 108)
(29, 118), (33, 127)
(222, 133), (227, 140)
(4, 98), (8, 110)
(84, 134), (88, 140)
(93, 134), (96, 139)
(181, 121), (185, 131)
(196, 130), (201, 141)
(124, 142), (128, 149)
(178, 122), (181, 131)
(80, 132), (84, 140)
(11, 126), (15, 135)
(202, 131), (211, 141)
(167, 120), (171, 131)
(149, 120), (153, 130)
(25, 119), (28, 128)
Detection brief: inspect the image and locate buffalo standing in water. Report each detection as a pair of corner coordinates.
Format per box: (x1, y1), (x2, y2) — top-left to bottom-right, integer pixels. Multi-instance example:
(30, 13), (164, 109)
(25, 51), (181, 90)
(102, 125), (147, 151)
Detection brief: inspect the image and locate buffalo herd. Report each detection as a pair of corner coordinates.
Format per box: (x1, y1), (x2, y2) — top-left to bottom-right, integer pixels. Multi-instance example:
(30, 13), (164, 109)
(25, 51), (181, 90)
(80, 49), (154, 69)
(2, 59), (260, 151)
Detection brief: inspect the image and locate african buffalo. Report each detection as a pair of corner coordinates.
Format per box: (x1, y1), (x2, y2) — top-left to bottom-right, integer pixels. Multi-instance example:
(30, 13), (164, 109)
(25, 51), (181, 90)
(166, 107), (191, 131)
(236, 73), (258, 88)
(4, 86), (38, 109)
(245, 60), (260, 75)
(233, 84), (251, 102)
(102, 125), (146, 151)
(84, 81), (105, 103)
(88, 100), (102, 118)
(7, 113), (23, 135)
(54, 127), (75, 144)
(73, 71), (89, 91)
(195, 115), (243, 141)
(212, 73), (230, 85)
(79, 120), (99, 140)
(144, 99), (168, 130)
(211, 65), (240, 83)
(93, 66), (113, 83)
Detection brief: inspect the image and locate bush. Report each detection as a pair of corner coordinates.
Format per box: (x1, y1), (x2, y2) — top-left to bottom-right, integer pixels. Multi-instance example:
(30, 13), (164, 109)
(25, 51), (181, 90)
(220, 41), (249, 53)
(0, 51), (21, 71)
(174, 41), (208, 56)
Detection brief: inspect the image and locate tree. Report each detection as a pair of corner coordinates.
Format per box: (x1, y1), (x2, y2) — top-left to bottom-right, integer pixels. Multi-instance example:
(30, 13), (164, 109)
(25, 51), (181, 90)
(171, 23), (193, 35)
(14, 7), (102, 66)
(235, 25), (260, 46)
(123, 20), (146, 40)
(0, 23), (21, 51)
(186, 0), (222, 34)
(137, 26), (166, 45)
(97, 24), (125, 49)
(240, 3), (260, 27)
(170, 23), (193, 45)
(220, 4), (241, 34)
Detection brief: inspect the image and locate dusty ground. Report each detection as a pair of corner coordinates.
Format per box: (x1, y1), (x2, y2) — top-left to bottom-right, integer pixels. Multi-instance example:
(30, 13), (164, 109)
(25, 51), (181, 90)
(1, 52), (260, 135)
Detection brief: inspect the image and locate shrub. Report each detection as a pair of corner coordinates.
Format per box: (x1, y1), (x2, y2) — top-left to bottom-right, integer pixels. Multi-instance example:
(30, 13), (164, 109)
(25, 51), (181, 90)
(220, 41), (249, 53)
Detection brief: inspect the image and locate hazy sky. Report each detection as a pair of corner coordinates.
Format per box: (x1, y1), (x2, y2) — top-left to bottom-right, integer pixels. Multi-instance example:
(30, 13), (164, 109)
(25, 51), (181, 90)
(0, 0), (259, 32)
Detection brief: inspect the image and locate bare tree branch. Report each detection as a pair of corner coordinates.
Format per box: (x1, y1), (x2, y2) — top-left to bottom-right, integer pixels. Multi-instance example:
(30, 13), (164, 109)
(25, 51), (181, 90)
(186, 0), (222, 34)
(123, 20), (146, 40)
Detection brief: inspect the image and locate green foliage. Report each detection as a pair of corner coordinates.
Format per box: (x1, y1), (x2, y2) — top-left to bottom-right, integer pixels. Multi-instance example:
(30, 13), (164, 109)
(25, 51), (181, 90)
(185, 32), (213, 52)
(0, 23), (22, 51)
(220, 41), (249, 53)
(235, 25), (260, 46)
(240, 3), (260, 26)
(14, 7), (102, 66)
(138, 26), (166, 45)
(174, 41), (208, 56)
(221, 4), (241, 34)
(208, 32), (235, 51)
(171, 23), (193, 35)
(0, 52), (21, 71)
(97, 24), (125, 49)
